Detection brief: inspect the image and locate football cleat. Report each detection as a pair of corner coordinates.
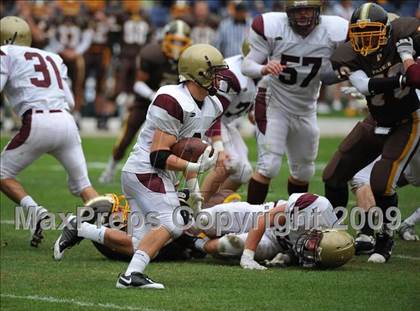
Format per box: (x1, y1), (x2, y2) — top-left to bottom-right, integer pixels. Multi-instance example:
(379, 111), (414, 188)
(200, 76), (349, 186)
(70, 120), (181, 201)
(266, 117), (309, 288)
(53, 216), (83, 261)
(398, 222), (419, 241)
(368, 232), (394, 263)
(30, 207), (49, 248)
(116, 272), (165, 289)
(355, 233), (375, 255)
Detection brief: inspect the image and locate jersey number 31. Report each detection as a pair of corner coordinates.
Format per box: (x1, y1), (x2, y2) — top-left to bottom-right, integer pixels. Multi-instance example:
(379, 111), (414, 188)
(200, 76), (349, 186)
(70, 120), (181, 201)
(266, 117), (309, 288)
(24, 52), (64, 89)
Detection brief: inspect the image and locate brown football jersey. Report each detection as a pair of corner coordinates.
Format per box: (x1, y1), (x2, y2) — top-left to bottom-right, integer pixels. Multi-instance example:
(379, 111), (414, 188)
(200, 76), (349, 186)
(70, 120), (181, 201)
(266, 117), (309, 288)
(138, 42), (179, 97)
(331, 17), (420, 126)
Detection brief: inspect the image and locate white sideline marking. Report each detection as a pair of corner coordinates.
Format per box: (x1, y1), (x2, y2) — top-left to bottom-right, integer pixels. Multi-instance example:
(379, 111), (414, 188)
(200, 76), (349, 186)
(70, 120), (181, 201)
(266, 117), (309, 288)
(0, 293), (167, 311)
(395, 255), (420, 261)
(0, 220), (15, 225)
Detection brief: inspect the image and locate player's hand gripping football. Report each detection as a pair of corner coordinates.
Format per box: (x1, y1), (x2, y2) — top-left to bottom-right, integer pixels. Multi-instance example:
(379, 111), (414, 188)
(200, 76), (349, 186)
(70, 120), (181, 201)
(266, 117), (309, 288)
(186, 146), (218, 174)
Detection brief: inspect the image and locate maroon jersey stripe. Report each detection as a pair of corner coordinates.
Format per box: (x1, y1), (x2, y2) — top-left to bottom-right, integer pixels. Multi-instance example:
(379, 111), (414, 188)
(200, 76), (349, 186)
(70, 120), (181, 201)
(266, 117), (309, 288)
(153, 94), (183, 123)
(6, 114), (32, 150)
(220, 69), (241, 94)
(136, 173), (166, 194)
(251, 15), (266, 40)
(0, 49), (6, 56)
(216, 94), (231, 112)
(255, 87), (267, 134)
(295, 193), (319, 210)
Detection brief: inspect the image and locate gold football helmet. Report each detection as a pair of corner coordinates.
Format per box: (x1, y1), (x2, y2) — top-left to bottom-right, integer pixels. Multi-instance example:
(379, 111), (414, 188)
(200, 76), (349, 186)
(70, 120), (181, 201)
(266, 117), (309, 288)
(0, 16), (32, 46)
(294, 229), (355, 268)
(178, 44), (228, 95)
(348, 3), (391, 56)
(162, 19), (192, 61)
(285, 0), (321, 36)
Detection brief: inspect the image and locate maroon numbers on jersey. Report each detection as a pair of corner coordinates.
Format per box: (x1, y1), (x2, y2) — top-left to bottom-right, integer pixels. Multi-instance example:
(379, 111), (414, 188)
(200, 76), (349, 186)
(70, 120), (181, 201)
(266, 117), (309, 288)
(24, 52), (63, 89)
(279, 54), (322, 87)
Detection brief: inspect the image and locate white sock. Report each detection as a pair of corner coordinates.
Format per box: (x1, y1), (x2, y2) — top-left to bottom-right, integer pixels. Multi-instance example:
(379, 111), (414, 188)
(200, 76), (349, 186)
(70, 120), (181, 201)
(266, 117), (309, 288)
(78, 222), (106, 244)
(107, 157), (118, 171)
(194, 237), (209, 252)
(125, 250), (150, 275)
(20, 196), (46, 216)
(404, 208), (420, 226)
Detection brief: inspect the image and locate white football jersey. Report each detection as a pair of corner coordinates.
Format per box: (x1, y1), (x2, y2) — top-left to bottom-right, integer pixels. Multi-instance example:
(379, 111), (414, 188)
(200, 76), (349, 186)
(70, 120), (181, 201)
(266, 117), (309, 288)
(248, 13), (348, 115)
(0, 45), (71, 116)
(219, 55), (256, 124)
(266, 193), (337, 248)
(199, 200), (286, 237)
(123, 83), (224, 181)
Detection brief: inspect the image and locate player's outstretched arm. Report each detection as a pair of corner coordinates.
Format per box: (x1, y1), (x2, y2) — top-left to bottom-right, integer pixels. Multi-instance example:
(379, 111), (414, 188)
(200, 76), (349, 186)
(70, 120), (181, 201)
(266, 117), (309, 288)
(240, 204), (287, 270)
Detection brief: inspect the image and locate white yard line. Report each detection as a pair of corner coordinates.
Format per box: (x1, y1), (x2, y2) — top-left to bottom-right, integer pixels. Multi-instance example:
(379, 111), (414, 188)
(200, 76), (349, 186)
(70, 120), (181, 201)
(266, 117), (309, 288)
(394, 254), (420, 261)
(0, 293), (168, 311)
(0, 219), (15, 225)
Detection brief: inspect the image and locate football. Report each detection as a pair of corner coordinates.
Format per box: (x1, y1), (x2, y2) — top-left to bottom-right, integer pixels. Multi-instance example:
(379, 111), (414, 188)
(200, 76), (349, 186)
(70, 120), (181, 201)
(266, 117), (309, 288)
(171, 137), (213, 162)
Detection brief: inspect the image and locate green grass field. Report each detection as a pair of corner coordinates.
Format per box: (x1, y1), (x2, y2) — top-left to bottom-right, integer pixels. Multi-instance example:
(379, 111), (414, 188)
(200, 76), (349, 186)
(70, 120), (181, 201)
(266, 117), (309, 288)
(1, 136), (419, 311)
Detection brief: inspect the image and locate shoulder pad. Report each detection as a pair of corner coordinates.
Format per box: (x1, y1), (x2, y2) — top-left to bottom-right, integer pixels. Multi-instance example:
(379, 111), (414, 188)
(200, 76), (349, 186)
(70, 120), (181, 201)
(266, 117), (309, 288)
(155, 84), (195, 113)
(391, 17), (420, 40)
(320, 15), (348, 43)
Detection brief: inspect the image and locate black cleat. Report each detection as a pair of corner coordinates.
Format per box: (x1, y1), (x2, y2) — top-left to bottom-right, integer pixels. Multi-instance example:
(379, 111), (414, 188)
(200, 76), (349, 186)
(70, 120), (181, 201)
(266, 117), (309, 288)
(355, 233), (375, 255)
(368, 232), (394, 263)
(116, 272), (165, 289)
(30, 208), (49, 248)
(53, 217), (83, 261)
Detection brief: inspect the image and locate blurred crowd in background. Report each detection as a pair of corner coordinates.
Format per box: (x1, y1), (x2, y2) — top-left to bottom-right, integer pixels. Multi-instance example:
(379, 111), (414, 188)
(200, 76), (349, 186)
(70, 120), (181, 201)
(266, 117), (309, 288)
(1, 0), (419, 130)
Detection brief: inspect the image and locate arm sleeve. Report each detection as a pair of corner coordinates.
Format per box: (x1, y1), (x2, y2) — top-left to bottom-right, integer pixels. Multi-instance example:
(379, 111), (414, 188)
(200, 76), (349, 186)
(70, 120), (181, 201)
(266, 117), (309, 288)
(75, 29), (93, 55)
(241, 16), (270, 79)
(148, 94), (183, 137)
(133, 80), (156, 100)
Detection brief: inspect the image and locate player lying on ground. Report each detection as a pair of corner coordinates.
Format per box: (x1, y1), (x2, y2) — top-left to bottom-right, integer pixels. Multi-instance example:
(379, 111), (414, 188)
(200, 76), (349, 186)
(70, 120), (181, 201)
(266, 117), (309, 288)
(54, 192), (206, 262)
(0, 16), (100, 247)
(196, 193), (354, 270)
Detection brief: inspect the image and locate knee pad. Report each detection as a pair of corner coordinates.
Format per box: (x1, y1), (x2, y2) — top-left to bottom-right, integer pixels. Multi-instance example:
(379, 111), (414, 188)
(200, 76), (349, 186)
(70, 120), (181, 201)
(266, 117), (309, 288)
(217, 234), (244, 257)
(289, 161), (315, 183)
(229, 161), (253, 184)
(68, 175), (92, 196)
(257, 155), (282, 179)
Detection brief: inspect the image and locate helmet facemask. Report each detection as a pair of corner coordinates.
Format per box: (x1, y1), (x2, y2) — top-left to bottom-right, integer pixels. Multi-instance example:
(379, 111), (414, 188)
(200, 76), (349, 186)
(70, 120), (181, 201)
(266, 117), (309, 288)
(162, 33), (192, 61)
(197, 57), (228, 96)
(294, 229), (323, 268)
(287, 6), (320, 36)
(349, 21), (388, 56)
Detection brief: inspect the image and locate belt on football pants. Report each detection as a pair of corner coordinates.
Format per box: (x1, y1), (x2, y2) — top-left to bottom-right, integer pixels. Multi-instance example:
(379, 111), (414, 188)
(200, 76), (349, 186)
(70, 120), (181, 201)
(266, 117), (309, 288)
(23, 109), (63, 117)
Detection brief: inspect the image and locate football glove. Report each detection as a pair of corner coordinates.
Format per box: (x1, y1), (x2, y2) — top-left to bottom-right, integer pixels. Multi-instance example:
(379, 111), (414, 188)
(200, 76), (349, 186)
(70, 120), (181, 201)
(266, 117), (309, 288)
(340, 86), (365, 100)
(186, 146), (218, 173)
(396, 37), (414, 62)
(186, 178), (203, 215)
